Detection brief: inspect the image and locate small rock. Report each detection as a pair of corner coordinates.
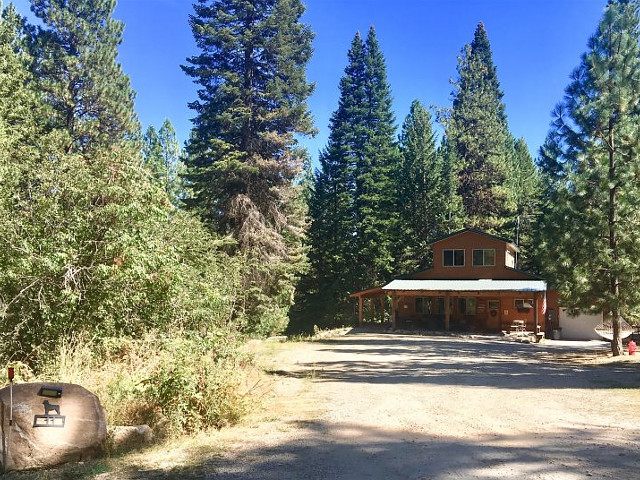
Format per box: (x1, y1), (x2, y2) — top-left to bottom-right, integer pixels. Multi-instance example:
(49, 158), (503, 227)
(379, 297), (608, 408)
(109, 425), (154, 452)
(266, 336), (288, 343)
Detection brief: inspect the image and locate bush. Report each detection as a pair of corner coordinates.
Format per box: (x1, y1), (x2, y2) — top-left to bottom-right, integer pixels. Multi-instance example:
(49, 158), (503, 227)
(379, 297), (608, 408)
(33, 330), (251, 437)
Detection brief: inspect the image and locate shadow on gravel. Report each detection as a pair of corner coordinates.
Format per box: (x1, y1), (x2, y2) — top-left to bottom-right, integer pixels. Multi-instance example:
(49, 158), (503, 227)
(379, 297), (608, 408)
(268, 334), (640, 390)
(108, 421), (640, 479)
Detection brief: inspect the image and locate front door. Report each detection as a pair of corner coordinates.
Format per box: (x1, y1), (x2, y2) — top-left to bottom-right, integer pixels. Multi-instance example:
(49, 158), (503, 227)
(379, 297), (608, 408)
(487, 299), (501, 330)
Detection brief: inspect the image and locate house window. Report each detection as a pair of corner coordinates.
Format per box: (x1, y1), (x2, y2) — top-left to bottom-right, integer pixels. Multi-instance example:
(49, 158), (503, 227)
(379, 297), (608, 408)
(416, 297), (445, 314)
(444, 249), (465, 267)
(515, 299), (534, 311)
(416, 297), (427, 313)
(505, 250), (515, 268)
(459, 297), (476, 315)
(472, 249), (496, 266)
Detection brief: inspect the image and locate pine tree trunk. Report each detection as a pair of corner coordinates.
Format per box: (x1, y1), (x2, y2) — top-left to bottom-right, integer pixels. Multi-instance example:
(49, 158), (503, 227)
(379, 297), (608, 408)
(609, 117), (623, 356)
(611, 315), (623, 356)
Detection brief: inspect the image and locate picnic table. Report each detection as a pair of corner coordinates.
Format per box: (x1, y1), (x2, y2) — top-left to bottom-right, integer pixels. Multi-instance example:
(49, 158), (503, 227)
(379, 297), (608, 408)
(510, 319), (526, 336)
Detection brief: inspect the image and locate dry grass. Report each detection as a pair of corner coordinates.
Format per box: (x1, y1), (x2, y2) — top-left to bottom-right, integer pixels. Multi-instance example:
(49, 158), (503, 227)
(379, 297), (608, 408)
(2, 433), (226, 479)
(2, 339), (318, 479)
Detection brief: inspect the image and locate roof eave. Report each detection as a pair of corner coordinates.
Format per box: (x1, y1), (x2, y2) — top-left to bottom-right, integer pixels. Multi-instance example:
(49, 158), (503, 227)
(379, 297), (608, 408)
(429, 228), (520, 252)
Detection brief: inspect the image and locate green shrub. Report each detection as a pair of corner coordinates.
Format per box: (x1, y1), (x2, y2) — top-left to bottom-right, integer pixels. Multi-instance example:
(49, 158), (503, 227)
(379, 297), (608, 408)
(35, 330), (251, 437)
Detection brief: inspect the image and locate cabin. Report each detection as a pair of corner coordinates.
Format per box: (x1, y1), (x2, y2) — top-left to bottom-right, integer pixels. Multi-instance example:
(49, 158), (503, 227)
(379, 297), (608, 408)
(350, 228), (559, 337)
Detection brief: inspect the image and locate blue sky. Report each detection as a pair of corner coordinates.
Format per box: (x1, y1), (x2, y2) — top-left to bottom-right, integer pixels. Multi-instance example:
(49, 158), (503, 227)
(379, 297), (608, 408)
(10, 0), (607, 164)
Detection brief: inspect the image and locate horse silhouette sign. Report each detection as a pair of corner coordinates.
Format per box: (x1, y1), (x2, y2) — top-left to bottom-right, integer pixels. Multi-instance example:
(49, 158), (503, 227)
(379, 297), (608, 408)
(33, 388), (66, 428)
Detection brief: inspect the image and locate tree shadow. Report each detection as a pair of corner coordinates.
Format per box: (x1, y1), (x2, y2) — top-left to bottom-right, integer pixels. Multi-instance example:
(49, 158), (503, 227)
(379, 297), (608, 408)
(110, 335), (640, 478)
(268, 334), (639, 390)
(102, 420), (640, 479)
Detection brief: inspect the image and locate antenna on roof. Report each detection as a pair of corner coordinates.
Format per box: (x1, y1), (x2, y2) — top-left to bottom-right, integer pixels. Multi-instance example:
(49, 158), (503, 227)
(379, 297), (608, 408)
(515, 215), (520, 269)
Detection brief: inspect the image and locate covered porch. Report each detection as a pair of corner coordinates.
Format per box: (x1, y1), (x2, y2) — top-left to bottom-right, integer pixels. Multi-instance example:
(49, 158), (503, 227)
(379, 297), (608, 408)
(383, 279), (548, 335)
(351, 279), (548, 336)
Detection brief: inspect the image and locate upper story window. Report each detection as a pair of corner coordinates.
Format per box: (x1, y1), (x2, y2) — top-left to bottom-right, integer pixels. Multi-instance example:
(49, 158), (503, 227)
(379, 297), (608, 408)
(472, 249), (496, 266)
(505, 250), (515, 268)
(444, 249), (465, 267)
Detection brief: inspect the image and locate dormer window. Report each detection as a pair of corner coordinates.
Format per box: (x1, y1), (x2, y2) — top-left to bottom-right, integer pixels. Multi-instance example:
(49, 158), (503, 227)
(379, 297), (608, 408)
(472, 249), (496, 266)
(444, 249), (465, 267)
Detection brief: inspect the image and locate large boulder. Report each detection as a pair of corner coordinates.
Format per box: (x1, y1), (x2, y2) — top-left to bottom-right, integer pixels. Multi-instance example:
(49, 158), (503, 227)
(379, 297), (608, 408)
(0, 382), (107, 472)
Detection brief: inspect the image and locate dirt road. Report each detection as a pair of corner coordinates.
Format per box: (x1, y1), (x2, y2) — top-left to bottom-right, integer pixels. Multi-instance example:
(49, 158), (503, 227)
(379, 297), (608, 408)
(208, 332), (640, 480)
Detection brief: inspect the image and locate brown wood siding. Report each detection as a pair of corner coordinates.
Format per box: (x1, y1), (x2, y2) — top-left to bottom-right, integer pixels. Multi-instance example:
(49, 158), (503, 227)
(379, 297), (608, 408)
(410, 231), (530, 280)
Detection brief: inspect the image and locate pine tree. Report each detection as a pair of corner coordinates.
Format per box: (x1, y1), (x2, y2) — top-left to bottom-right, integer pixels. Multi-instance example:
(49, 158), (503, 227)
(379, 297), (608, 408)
(0, 4), (39, 149)
(447, 22), (515, 234)
(508, 137), (541, 269)
(0, 4), (48, 356)
(396, 100), (443, 271)
(291, 29), (402, 329)
(142, 119), (185, 207)
(537, 0), (640, 356)
(182, 0), (315, 334)
(31, 0), (138, 154)
(142, 126), (163, 174)
(438, 136), (466, 233)
(291, 33), (367, 328)
(355, 27), (401, 287)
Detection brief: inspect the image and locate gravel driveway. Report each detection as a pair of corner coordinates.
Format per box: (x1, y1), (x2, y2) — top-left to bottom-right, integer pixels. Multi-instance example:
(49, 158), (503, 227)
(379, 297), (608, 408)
(209, 332), (640, 480)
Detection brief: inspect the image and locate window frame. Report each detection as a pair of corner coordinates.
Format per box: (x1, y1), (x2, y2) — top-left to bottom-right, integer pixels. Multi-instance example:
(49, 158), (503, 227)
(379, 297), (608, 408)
(472, 248), (496, 267)
(459, 297), (476, 315)
(443, 249), (465, 267)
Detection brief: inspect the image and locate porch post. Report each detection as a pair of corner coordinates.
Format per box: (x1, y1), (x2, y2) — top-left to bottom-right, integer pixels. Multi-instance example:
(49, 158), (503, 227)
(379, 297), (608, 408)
(445, 292), (450, 331)
(358, 296), (363, 326)
(379, 296), (385, 322)
(370, 297), (375, 321)
(391, 293), (397, 329)
(533, 291), (539, 334)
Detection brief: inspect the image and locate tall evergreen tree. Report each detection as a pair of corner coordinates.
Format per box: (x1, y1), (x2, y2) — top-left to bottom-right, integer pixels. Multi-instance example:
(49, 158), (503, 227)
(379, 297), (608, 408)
(182, 0), (315, 334)
(438, 136), (466, 233)
(537, 0), (640, 356)
(0, 3), (50, 356)
(508, 136), (541, 269)
(142, 119), (185, 207)
(142, 125), (163, 172)
(396, 100), (444, 271)
(0, 4), (38, 148)
(0, 2), (246, 369)
(447, 22), (515, 234)
(354, 27), (401, 287)
(291, 33), (366, 328)
(30, 0), (138, 154)
(291, 28), (401, 329)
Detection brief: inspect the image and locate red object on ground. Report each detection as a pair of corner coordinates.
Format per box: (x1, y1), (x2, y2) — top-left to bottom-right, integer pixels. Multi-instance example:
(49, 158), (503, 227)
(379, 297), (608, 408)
(629, 340), (636, 355)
